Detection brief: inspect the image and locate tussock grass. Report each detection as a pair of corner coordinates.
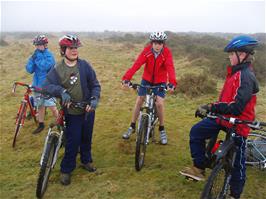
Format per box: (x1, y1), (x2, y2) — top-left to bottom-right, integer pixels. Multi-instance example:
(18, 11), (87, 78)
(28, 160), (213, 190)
(0, 37), (265, 199)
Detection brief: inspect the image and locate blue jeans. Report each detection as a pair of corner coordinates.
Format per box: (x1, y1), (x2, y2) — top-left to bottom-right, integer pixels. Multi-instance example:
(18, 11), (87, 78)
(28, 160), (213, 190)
(60, 111), (95, 174)
(190, 118), (246, 198)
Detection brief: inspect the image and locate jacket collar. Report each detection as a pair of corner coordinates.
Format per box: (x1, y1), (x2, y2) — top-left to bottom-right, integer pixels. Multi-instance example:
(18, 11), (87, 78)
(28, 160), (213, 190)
(226, 62), (251, 76)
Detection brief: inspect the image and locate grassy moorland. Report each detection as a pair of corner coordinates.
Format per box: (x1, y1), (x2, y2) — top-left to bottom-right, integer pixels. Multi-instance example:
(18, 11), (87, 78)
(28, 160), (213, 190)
(0, 33), (266, 199)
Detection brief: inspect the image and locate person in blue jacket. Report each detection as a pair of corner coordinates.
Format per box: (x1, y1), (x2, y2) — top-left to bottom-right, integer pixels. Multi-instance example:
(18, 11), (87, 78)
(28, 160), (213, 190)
(26, 34), (58, 134)
(43, 34), (101, 186)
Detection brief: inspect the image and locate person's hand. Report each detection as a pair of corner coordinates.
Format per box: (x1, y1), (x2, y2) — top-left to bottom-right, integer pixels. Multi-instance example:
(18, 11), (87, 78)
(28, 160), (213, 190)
(167, 83), (175, 94)
(85, 97), (98, 112)
(61, 91), (71, 106)
(195, 104), (211, 118)
(31, 50), (38, 60)
(121, 80), (131, 90)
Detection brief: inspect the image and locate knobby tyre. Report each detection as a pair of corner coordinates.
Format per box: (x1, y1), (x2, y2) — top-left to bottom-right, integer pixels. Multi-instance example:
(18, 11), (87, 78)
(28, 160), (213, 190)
(201, 161), (231, 199)
(36, 134), (58, 198)
(135, 115), (148, 171)
(12, 102), (27, 148)
(245, 132), (266, 167)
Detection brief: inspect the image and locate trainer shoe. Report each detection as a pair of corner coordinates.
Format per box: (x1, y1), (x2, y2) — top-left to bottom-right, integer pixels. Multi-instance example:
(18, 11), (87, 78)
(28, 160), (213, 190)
(179, 166), (205, 181)
(60, 172), (71, 185)
(32, 125), (45, 134)
(160, 130), (168, 145)
(122, 127), (135, 139)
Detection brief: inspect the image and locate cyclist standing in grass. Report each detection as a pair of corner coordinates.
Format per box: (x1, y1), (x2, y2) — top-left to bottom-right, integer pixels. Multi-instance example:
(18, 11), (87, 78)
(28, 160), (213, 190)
(121, 31), (177, 145)
(180, 35), (259, 199)
(43, 34), (101, 186)
(26, 34), (58, 134)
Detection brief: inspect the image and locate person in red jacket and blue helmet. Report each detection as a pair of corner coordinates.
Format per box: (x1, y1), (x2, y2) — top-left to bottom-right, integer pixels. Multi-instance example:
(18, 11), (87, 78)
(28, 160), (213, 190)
(121, 31), (177, 145)
(180, 35), (259, 199)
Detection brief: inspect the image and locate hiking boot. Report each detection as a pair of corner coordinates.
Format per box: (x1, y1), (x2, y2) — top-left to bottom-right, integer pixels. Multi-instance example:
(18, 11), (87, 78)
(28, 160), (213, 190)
(81, 163), (97, 172)
(160, 130), (168, 145)
(32, 125), (45, 134)
(122, 127), (135, 139)
(179, 166), (205, 181)
(60, 172), (71, 185)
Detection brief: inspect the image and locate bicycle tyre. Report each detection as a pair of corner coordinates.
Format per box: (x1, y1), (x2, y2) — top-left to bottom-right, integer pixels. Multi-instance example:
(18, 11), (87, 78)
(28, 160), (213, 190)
(12, 102), (27, 148)
(201, 161), (231, 199)
(135, 115), (148, 171)
(36, 134), (58, 198)
(245, 132), (266, 167)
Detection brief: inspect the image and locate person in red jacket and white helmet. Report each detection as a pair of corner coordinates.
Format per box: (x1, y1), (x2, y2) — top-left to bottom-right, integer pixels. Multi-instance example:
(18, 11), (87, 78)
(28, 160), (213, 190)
(121, 31), (177, 145)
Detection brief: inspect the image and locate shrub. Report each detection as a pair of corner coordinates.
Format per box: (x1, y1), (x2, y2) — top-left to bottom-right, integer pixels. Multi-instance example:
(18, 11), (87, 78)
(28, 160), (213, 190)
(178, 73), (217, 98)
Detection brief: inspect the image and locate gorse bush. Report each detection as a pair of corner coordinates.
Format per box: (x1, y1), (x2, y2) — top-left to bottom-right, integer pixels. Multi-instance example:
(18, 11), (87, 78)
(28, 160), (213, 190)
(178, 73), (217, 98)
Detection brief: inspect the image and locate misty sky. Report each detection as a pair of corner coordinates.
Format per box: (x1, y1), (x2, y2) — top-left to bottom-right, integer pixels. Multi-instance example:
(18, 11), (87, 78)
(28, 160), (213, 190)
(1, 0), (265, 33)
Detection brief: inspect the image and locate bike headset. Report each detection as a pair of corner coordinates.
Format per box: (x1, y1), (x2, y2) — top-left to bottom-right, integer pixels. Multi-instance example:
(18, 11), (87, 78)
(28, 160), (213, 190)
(58, 34), (82, 62)
(224, 35), (259, 65)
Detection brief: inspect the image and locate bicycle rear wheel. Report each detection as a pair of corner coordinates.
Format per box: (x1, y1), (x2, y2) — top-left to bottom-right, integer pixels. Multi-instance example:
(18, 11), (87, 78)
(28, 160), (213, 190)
(12, 102), (27, 148)
(201, 161), (231, 199)
(246, 132), (266, 168)
(135, 115), (148, 171)
(36, 134), (58, 198)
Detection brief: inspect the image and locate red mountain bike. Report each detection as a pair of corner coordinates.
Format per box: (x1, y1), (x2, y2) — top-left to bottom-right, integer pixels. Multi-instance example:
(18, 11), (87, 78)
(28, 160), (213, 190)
(12, 82), (40, 147)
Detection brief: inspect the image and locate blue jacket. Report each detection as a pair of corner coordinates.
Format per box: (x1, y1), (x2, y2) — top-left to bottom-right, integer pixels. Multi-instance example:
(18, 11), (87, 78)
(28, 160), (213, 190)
(26, 48), (55, 88)
(43, 59), (101, 101)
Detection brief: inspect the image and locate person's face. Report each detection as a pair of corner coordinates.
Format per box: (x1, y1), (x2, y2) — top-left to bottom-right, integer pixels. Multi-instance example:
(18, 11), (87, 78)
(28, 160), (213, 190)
(36, 44), (45, 51)
(65, 47), (78, 60)
(152, 41), (164, 53)
(228, 51), (247, 66)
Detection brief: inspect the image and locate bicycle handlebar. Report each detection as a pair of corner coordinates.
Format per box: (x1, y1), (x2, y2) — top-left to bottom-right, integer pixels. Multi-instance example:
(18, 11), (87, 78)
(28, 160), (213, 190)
(206, 113), (266, 130)
(12, 82), (42, 93)
(129, 83), (167, 91)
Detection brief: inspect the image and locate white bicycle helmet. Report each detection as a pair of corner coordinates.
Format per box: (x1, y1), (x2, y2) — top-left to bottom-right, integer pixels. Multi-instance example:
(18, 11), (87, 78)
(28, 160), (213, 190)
(149, 31), (168, 41)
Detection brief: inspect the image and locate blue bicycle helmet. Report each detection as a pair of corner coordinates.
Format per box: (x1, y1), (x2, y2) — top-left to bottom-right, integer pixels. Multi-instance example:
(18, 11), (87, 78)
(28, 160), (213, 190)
(224, 35), (258, 54)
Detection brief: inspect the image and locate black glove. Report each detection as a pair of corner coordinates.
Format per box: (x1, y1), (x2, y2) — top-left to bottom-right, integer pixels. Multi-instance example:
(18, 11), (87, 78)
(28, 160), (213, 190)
(89, 97), (99, 110)
(61, 91), (71, 104)
(195, 104), (211, 118)
(167, 83), (175, 90)
(122, 80), (131, 86)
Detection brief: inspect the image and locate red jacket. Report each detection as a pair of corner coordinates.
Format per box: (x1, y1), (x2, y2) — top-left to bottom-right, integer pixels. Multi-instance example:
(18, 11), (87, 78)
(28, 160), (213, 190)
(122, 44), (177, 86)
(211, 62), (259, 137)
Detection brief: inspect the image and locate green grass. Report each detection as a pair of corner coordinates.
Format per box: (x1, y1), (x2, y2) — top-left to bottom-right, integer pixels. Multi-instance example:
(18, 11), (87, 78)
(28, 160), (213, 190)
(0, 38), (266, 199)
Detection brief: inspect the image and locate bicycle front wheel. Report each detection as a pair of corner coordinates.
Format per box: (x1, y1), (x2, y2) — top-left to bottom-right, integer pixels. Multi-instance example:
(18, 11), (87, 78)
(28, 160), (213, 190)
(201, 161), (231, 199)
(135, 115), (148, 171)
(246, 132), (266, 168)
(12, 102), (27, 148)
(36, 134), (58, 198)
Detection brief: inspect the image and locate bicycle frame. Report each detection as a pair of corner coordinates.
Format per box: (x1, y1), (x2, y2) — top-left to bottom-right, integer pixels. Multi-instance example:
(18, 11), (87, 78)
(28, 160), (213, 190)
(137, 87), (159, 144)
(13, 82), (38, 125)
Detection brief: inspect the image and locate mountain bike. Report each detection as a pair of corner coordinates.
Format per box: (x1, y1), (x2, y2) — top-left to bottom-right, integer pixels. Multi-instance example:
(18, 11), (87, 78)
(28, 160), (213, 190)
(12, 82), (40, 148)
(245, 131), (266, 170)
(36, 100), (90, 199)
(130, 83), (166, 171)
(200, 113), (266, 199)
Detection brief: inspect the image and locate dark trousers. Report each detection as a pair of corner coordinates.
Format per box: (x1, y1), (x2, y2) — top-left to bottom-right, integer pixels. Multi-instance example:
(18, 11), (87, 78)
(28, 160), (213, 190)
(60, 111), (95, 174)
(190, 118), (246, 198)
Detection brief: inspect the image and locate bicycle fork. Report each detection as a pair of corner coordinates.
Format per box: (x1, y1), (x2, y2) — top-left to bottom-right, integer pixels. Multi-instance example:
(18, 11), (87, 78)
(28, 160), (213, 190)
(40, 128), (63, 168)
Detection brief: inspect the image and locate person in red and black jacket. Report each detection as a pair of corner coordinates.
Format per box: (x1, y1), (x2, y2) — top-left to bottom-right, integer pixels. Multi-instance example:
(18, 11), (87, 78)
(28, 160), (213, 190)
(180, 35), (259, 199)
(121, 31), (177, 145)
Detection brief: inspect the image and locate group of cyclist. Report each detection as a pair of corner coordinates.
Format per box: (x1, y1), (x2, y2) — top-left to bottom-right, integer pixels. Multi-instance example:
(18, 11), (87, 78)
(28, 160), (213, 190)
(25, 31), (259, 199)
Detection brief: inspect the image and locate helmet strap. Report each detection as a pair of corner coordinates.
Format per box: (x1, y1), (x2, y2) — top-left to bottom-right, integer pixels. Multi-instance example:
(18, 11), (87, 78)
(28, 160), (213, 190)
(235, 51), (241, 65)
(65, 54), (78, 62)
